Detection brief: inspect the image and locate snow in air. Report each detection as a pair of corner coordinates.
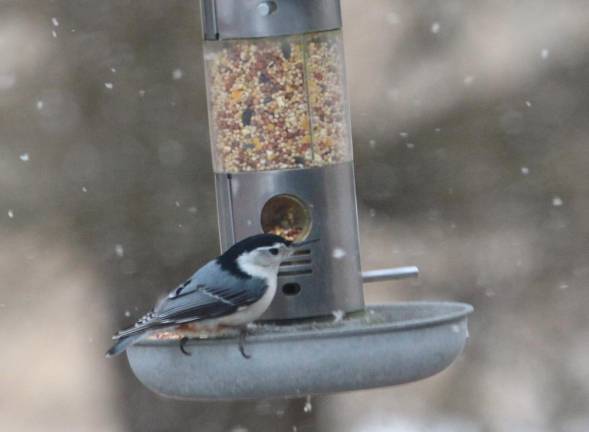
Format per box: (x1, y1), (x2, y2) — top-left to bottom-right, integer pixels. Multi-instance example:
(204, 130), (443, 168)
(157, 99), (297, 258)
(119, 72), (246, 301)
(385, 12), (400, 25)
(104, 82), (113, 90)
(552, 196), (563, 207)
(175, 201), (181, 207)
(399, 131), (409, 138)
(51, 17), (59, 27)
(8, 209), (14, 219)
(111, 67), (117, 73)
(541, 49), (550, 60)
(332, 248), (346, 259)
(82, 186), (88, 192)
(19, 153), (29, 161)
(369, 208), (376, 217)
(52, 30), (57, 38)
(406, 142), (415, 149)
(138, 89), (146, 97)
(188, 206), (198, 214)
(559, 283), (569, 290)
(525, 100), (532, 107)
(431, 22), (441, 34)
(463, 75), (475, 86)
(303, 396), (313, 413)
(173, 68), (184, 80)
(36, 100), (44, 110)
(124, 310), (131, 317)
(115, 244), (125, 257)
(520, 166), (530, 175)
(369, 139), (376, 149)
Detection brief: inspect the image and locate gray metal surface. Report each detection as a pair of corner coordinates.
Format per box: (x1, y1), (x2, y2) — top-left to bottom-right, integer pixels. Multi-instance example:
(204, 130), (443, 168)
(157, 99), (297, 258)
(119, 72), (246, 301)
(201, 0), (342, 40)
(127, 302), (474, 400)
(215, 162), (364, 320)
(362, 266), (420, 283)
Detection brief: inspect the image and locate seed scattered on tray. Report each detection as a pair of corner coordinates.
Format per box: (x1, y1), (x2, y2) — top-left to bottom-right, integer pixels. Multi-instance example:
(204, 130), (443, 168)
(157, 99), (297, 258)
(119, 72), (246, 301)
(205, 31), (351, 173)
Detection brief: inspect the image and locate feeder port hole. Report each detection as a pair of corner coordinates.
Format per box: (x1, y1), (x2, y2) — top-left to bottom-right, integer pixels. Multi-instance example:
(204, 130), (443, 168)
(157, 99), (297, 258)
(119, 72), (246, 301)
(261, 194), (312, 242)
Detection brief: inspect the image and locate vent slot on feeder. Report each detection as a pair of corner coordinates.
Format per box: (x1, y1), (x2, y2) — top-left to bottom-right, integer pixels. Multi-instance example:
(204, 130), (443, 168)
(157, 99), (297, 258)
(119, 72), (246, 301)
(279, 249), (312, 277)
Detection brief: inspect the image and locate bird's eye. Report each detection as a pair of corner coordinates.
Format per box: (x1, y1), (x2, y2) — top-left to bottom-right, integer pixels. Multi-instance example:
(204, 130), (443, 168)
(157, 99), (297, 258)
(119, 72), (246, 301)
(269, 248), (279, 256)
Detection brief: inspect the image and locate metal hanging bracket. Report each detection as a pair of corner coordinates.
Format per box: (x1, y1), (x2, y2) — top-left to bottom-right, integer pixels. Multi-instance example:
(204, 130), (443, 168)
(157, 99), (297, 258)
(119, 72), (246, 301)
(201, 0), (342, 40)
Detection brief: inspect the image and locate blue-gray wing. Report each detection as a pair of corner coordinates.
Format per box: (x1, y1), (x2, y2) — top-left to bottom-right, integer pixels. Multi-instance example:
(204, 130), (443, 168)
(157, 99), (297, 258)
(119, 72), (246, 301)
(113, 261), (267, 339)
(154, 261), (267, 323)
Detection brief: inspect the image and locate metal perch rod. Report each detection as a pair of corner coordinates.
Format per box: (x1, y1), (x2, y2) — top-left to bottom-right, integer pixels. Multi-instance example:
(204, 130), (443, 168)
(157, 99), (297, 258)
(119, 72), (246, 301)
(362, 266), (419, 283)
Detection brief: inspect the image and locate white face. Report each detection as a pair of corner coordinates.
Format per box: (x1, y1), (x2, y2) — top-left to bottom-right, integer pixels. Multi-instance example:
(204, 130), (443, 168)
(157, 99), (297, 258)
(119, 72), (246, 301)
(236, 242), (292, 279)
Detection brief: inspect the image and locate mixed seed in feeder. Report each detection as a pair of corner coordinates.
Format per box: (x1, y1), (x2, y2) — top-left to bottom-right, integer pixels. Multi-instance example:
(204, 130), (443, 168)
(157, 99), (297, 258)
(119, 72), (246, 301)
(205, 32), (351, 172)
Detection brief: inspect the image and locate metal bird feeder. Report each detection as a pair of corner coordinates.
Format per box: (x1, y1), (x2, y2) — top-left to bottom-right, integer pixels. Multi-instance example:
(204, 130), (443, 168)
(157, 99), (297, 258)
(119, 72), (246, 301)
(127, 0), (473, 400)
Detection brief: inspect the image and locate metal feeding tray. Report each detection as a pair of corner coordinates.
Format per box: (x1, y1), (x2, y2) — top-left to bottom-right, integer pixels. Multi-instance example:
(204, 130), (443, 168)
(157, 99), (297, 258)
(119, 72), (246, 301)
(126, 302), (473, 400)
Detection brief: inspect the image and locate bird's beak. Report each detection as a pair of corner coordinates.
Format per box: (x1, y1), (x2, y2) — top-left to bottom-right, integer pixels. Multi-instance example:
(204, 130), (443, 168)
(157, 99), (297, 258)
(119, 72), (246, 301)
(291, 238), (320, 248)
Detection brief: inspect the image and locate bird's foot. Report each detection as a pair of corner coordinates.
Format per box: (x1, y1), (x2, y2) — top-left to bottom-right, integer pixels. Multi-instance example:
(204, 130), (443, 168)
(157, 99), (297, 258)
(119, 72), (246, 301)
(179, 336), (191, 356)
(238, 328), (251, 359)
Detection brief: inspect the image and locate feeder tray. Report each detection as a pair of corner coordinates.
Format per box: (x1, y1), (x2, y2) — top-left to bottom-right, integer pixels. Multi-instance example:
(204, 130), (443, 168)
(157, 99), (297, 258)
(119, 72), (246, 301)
(127, 302), (473, 400)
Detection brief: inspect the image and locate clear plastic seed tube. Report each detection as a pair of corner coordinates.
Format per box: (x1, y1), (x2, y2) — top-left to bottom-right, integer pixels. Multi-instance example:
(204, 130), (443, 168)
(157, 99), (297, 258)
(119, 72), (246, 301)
(204, 30), (352, 173)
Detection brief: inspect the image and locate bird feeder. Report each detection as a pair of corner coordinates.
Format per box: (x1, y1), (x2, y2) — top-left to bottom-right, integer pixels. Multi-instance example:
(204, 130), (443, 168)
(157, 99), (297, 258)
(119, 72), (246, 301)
(127, 0), (473, 400)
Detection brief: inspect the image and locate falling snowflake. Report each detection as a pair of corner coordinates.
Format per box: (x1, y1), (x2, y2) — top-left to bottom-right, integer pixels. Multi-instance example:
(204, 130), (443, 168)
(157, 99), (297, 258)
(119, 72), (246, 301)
(51, 30), (57, 38)
(303, 396), (312, 413)
(525, 100), (532, 107)
(172, 68), (184, 80)
(332, 248), (346, 259)
(19, 153), (29, 161)
(138, 89), (146, 97)
(124, 310), (131, 317)
(110, 67), (117, 73)
(406, 142), (415, 149)
(104, 82), (113, 89)
(115, 244), (125, 257)
(368, 139), (376, 149)
(36, 100), (44, 110)
(82, 186), (88, 192)
(51, 17), (59, 27)
(431, 22), (440, 34)
(541, 49), (550, 59)
(552, 196), (563, 207)
(520, 166), (530, 175)
(463, 75), (475, 86)
(8, 209), (14, 219)
(399, 131), (409, 138)
(385, 12), (400, 25)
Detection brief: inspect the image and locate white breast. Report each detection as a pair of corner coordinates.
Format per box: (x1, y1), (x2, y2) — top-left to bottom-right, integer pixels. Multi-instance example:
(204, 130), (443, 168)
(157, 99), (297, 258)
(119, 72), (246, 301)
(216, 278), (277, 326)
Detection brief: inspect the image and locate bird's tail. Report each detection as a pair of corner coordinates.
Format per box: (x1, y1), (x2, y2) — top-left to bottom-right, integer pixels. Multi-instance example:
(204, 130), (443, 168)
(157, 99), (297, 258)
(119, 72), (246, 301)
(105, 333), (144, 358)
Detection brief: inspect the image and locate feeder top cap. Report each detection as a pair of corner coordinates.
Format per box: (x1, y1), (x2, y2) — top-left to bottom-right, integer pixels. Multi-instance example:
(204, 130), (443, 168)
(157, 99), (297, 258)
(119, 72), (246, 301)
(201, 0), (342, 40)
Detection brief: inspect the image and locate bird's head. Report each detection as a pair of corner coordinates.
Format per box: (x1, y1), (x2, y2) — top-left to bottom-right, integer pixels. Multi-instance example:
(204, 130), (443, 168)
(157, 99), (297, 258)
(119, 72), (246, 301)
(218, 234), (318, 280)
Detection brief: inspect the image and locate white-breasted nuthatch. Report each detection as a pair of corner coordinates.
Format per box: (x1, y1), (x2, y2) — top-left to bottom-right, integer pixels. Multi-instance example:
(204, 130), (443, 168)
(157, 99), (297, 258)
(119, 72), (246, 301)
(106, 234), (316, 359)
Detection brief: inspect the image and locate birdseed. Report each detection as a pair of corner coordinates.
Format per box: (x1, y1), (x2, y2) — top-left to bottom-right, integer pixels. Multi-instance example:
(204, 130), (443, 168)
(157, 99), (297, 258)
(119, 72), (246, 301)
(205, 31), (352, 173)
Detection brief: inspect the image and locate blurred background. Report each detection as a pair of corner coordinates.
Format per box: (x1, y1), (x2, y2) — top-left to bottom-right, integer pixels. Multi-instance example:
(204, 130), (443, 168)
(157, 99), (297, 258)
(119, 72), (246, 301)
(1, 0), (588, 431)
